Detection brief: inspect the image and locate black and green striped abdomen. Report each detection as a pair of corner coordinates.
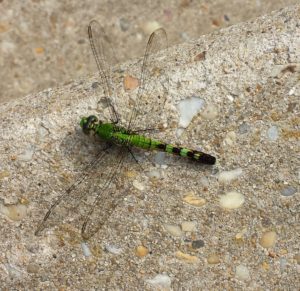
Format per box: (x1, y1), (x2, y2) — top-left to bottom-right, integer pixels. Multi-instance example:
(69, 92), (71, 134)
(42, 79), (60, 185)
(113, 131), (216, 165)
(155, 142), (216, 165)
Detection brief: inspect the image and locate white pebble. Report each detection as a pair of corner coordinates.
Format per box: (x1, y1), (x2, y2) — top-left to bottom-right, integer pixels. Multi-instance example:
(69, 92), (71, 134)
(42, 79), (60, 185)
(235, 265), (251, 281)
(18, 147), (34, 161)
(181, 221), (197, 232)
(1, 41), (16, 54)
(146, 169), (161, 179)
(163, 224), (183, 237)
(280, 258), (287, 271)
(176, 127), (185, 138)
(146, 274), (171, 289)
(223, 131), (236, 146)
(0, 203), (27, 221)
(133, 180), (145, 191)
(219, 191), (245, 209)
(105, 244), (123, 255)
(288, 87), (295, 95)
(267, 125), (279, 141)
(81, 242), (92, 257)
(218, 168), (243, 184)
(177, 97), (204, 128)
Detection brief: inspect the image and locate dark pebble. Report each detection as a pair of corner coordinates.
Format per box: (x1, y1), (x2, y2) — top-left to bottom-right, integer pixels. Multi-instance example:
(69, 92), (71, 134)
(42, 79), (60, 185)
(192, 240), (205, 249)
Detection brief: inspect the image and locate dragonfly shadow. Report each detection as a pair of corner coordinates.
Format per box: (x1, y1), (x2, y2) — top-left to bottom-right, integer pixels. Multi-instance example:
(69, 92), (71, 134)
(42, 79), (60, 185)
(35, 126), (140, 239)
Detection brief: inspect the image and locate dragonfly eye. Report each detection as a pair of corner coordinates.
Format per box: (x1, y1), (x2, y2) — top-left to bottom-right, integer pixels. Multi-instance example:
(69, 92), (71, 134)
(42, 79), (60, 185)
(80, 115), (98, 134)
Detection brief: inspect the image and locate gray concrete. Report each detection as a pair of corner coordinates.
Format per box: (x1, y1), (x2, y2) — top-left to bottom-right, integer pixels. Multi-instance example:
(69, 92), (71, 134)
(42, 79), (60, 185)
(0, 4), (299, 290)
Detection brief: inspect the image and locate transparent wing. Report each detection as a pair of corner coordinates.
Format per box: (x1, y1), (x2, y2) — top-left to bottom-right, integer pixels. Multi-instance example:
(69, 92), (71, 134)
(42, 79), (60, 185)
(126, 28), (169, 131)
(35, 144), (127, 238)
(81, 148), (127, 240)
(88, 20), (119, 123)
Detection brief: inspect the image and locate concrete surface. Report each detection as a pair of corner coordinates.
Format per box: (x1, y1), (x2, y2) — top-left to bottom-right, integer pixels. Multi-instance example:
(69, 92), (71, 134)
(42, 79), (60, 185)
(0, 0), (299, 103)
(0, 4), (299, 291)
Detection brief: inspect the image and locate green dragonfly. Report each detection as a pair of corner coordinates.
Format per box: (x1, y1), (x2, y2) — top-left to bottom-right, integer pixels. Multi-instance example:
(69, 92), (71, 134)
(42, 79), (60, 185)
(35, 20), (216, 240)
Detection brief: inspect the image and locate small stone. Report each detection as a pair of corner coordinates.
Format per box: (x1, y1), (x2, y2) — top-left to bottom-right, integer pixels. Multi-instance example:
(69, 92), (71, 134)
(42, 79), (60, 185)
(194, 51), (206, 61)
(235, 231), (245, 244)
(0, 170), (10, 179)
(238, 122), (250, 134)
(259, 231), (277, 248)
(91, 81), (100, 89)
(27, 263), (39, 274)
(207, 254), (220, 264)
(191, 240), (205, 249)
(0, 23), (9, 33)
(0, 203), (27, 221)
(218, 168), (243, 184)
(119, 18), (130, 31)
(105, 244), (122, 255)
(181, 221), (197, 232)
(135, 245), (149, 257)
(281, 186), (297, 196)
(201, 103), (218, 120)
(261, 261), (270, 270)
(163, 224), (183, 237)
(81, 242), (92, 257)
(219, 191), (245, 209)
(223, 131), (236, 146)
(294, 254), (300, 264)
(133, 180), (145, 191)
(124, 75), (139, 91)
(18, 147), (34, 161)
(146, 169), (161, 179)
(183, 192), (206, 207)
(146, 274), (171, 289)
(280, 258), (287, 271)
(267, 125), (279, 141)
(125, 170), (137, 178)
(176, 251), (199, 263)
(177, 97), (204, 128)
(235, 265), (251, 281)
(35, 47), (44, 54)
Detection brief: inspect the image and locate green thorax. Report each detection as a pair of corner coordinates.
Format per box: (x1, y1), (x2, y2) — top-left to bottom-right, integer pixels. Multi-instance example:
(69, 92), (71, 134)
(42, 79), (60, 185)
(96, 123), (153, 149)
(95, 123), (118, 141)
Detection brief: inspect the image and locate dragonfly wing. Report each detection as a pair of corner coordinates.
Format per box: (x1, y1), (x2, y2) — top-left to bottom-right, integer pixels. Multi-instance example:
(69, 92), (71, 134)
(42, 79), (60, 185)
(126, 28), (169, 132)
(81, 147), (127, 240)
(88, 20), (119, 123)
(35, 143), (123, 237)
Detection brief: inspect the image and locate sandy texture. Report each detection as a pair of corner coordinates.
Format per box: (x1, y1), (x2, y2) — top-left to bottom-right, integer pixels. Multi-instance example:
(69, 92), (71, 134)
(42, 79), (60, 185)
(0, 4), (299, 290)
(0, 0), (299, 103)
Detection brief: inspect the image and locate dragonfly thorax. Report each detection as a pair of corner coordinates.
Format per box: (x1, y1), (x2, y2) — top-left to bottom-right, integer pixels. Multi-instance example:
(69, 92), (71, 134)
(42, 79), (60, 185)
(80, 115), (117, 141)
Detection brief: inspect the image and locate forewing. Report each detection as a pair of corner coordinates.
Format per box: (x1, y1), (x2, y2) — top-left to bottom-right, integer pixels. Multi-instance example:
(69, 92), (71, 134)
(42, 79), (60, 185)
(126, 28), (169, 131)
(88, 20), (119, 123)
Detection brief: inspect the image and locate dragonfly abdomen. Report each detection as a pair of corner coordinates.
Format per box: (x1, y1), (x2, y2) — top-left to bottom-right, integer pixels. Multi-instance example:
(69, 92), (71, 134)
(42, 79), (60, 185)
(155, 142), (216, 165)
(116, 133), (216, 165)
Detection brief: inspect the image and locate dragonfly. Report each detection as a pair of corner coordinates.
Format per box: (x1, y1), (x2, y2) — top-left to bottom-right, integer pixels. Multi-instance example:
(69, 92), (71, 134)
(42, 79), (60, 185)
(35, 20), (216, 240)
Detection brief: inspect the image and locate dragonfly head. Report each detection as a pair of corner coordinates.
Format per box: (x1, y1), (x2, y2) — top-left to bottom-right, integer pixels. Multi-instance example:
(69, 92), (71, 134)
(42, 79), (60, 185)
(80, 115), (99, 134)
